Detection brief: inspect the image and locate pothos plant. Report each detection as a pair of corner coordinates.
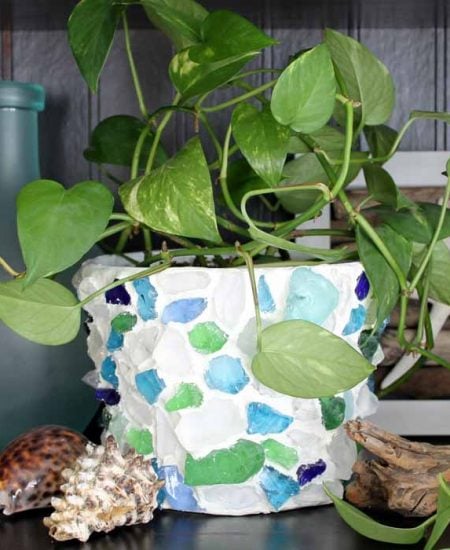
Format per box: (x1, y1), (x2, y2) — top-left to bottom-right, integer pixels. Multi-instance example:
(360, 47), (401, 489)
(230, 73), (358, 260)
(0, 0), (450, 543)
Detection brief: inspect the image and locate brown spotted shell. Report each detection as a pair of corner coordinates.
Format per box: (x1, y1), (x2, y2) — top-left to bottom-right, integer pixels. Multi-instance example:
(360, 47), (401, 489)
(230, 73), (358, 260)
(0, 425), (88, 515)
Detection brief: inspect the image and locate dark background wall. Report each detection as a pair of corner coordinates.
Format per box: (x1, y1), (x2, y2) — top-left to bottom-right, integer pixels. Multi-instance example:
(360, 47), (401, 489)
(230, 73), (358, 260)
(0, 0), (448, 187)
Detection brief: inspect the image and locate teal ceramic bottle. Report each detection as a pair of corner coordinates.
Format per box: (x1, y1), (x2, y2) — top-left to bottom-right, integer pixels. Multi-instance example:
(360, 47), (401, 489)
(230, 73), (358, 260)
(0, 82), (96, 448)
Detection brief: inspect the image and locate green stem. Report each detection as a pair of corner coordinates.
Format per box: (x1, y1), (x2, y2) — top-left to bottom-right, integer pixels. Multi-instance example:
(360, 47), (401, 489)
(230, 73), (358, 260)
(79, 261), (171, 308)
(397, 294), (409, 346)
(115, 226), (132, 253)
(98, 221), (132, 240)
(131, 124), (151, 179)
(216, 216), (250, 239)
(122, 13), (147, 119)
(219, 124), (275, 229)
(349, 206), (408, 290)
(377, 355), (425, 398)
(414, 274), (431, 346)
(110, 213), (134, 222)
(197, 112), (222, 162)
(208, 144), (239, 170)
(331, 96), (354, 197)
(409, 177), (450, 290)
(142, 226), (152, 264)
(145, 93), (181, 174)
(237, 245), (262, 351)
(259, 194), (280, 212)
(201, 79), (277, 113)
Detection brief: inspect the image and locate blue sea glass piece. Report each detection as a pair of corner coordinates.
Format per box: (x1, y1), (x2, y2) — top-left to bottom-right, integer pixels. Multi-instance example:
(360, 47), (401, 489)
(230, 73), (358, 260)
(133, 278), (158, 321)
(161, 298), (207, 324)
(284, 268), (339, 325)
(296, 458), (327, 486)
(157, 465), (201, 512)
(106, 329), (124, 352)
(247, 402), (293, 435)
(101, 356), (119, 388)
(258, 275), (275, 313)
(342, 304), (367, 336)
(105, 283), (131, 305)
(260, 466), (299, 510)
(355, 271), (370, 300)
(135, 369), (166, 404)
(205, 355), (249, 394)
(95, 388), (120, 406)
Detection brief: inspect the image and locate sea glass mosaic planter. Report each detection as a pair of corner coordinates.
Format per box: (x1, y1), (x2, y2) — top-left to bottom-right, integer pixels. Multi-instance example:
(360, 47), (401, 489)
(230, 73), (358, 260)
(75, 257), (380, 515)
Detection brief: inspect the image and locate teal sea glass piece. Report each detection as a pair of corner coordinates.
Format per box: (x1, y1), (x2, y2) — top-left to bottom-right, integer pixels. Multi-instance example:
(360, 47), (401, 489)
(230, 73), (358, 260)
(135, 369), (166, 404)
(342, 305), (367, 336)
(247, 402), (293, 435)
(284, 267), (339, 325)
(133, 278), (158, 321)
(258, 275), (275, 313)
(205, 355), (249, 394)
(260, 466), (299, 510)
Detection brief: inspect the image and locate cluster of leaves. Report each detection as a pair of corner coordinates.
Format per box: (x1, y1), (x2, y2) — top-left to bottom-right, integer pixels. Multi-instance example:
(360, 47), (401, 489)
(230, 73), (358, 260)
(0, 0), (449, 431)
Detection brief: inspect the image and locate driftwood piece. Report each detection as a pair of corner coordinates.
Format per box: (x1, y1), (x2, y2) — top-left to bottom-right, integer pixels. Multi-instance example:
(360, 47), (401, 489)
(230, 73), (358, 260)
(344, 420), (450, 517)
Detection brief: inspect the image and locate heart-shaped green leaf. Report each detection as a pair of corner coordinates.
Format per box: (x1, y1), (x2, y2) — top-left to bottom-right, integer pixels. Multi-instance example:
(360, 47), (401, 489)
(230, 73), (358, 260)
(288, 125), (345, 154)
(364, 124), (398, 159)
(17, 179), (114, 285)
(271, 44), (336, 134)
(141, 0), (208, 50)
(169, 10), (276, 99)
(252, 320), (374, 398)
(279, 152), (367, 213)
(363, 165), (414, 209)
(325, 29), (395, 126)
(356, 224), (412, 326)
(418, 202), (450, 240)
(324, 484), (432, 545)
(232, 104), (290, 187)
(0, 279), (80, 345)
(68, 0), (122, 92)
(119, 137), (220, 242)
(413, 241), (450, 305)
(224, 159), (271, 208)
(372, 206), (434, 244)
(84, 115), (167, 168)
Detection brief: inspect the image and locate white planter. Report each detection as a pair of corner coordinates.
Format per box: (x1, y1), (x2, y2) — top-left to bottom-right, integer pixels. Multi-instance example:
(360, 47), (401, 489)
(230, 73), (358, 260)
(75, 257), (380, 515)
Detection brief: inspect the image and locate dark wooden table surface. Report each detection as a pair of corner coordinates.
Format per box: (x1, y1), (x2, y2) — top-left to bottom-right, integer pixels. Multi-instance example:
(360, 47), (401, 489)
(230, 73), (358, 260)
(1, 505), (448, 550)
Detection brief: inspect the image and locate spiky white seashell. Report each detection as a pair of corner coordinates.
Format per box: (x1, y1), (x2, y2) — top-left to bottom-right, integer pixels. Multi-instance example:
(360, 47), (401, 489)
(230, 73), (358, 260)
(43, 436), (163, 542)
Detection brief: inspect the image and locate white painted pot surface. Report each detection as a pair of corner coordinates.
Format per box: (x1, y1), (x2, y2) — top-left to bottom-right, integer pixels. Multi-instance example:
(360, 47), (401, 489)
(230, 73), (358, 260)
(75, 257), (380, 515)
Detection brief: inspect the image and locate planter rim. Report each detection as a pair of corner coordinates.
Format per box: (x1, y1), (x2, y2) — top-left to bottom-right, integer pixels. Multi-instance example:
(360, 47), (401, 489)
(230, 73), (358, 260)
(79, 253), (362, 274)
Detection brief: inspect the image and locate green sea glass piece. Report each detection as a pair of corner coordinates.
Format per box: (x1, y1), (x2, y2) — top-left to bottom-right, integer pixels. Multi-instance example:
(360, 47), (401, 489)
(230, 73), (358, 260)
(184, 439), (264, 485)
(165, 383), (203, 412)
(126, 428), (154, 455)
(320, 396), (346, 430)
(188, 322), (228, 354)
(262, 439), (298, 469)
(111, 312), (137, 333)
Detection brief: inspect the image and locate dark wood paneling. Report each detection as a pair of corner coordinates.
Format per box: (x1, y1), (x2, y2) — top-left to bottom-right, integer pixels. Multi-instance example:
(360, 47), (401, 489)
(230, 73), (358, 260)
(12, 30), (91, 185)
